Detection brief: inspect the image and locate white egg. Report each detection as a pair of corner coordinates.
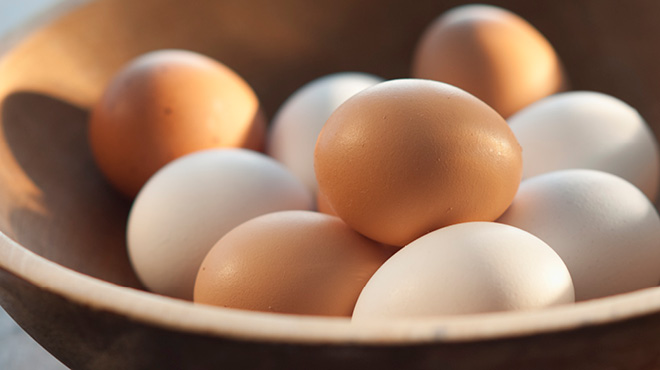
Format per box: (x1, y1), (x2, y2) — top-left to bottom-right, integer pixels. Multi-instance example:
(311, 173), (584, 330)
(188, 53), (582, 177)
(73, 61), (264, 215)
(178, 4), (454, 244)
(127, 148), (313, 300)
(508, 91), (660, 200)
(352, 222), (574, 320)
(266, 72), (383, 196)
(498, 169), (660, 301)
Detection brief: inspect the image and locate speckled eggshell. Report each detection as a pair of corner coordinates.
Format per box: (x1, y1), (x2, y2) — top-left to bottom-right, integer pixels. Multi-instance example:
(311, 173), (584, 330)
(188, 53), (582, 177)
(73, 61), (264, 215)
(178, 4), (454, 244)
(89, 49), (266, 198)
(314, 78), (522, 247)
(352, 222), (574, 320)
(194, 210), (394, 317)
(508, 91), (660, 201)
(411, 4), (568, 118)
(498, 169), (660, 301)
(267, 72), (383, 196)
(127, 149), (313, 301)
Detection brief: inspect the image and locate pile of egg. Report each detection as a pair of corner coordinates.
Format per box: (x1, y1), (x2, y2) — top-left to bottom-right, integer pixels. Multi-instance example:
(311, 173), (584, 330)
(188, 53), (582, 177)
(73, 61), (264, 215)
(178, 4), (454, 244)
(88, 4), (660, 319)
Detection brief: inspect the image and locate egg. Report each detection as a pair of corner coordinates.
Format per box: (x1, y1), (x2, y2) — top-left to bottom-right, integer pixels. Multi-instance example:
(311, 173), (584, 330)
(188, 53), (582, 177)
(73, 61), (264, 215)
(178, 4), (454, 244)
(508, 91), (660, 201)
(411, 4), (568, 118)
(127, 149), (313, 300)
(352, 222), (574, 320)
(193, 210), (393, 317)
(89, 49), (266, 198)
(267, 72), (383, 196)
(498, 169), (660, 301)
(314, 78), (522, 246)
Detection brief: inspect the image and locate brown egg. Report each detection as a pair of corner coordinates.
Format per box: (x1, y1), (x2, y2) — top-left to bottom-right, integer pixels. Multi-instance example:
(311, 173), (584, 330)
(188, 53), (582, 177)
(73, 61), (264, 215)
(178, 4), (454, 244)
(89, 49), (266, 198)
(193, 210), (393, 317)
(314, 78), (522, 247)
(411, 4), (568, 118)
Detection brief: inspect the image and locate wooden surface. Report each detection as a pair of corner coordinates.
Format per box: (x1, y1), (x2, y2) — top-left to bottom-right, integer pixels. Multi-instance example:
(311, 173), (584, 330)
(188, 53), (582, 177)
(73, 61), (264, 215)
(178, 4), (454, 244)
(1, 0), (660, 369)
(0, 1), (70, 368)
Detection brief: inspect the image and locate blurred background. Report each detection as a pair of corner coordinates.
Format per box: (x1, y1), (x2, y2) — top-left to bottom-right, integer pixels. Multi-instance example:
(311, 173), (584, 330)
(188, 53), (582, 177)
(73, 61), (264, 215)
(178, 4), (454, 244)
(1, 1), (70, 368)
(0, 0), (62, 36)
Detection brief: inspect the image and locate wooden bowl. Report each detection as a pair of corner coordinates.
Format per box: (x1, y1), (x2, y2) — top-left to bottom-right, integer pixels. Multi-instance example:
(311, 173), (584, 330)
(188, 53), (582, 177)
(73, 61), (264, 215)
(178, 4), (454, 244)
(2, 0), (660, 368)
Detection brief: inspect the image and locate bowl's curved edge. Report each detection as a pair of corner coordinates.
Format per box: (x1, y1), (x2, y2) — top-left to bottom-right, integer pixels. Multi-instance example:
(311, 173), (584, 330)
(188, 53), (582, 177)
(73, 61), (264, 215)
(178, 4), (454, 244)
(3, 229), (660, 347)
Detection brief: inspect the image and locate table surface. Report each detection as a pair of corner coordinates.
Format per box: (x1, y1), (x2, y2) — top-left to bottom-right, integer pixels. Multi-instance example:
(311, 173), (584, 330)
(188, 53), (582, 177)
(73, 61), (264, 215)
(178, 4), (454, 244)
(1, 2), (71, 369)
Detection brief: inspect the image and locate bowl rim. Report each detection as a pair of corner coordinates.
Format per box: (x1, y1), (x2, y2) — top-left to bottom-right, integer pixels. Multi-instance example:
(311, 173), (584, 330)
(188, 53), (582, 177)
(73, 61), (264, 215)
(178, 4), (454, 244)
(3, 231), (660, 345)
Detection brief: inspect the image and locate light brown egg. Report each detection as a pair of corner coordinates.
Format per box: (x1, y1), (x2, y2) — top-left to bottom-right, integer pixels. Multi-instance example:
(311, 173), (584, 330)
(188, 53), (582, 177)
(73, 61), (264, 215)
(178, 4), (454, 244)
(193, 210), (393, 317)
(411, 4), (568, 118)
(314, 78), (522, 247)
(89, 49), (266, 198)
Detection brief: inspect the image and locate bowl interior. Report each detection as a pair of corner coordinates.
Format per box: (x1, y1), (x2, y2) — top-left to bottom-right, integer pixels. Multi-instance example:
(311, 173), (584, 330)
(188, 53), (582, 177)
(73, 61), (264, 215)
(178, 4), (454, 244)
(1, 0), (660, 328)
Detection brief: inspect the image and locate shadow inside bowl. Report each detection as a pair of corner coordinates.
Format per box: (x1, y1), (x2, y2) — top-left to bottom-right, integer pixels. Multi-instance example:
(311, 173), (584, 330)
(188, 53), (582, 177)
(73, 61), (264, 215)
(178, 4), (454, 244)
(0, 91), (143, 289)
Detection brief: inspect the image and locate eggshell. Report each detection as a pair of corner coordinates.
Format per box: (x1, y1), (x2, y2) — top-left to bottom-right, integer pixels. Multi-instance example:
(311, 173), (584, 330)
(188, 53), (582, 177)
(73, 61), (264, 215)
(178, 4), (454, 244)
(193, 210), (393, 317)
(127, 149), (313, 300)
(267, 72), (383, 196)
(411, 4), (568, 118)
(352, 222), (574, 320)
(498, 169), (660, 301)
(508, 91), (660, 201)
(89, 49), (266, 198)
(314, 78), (522, 246)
